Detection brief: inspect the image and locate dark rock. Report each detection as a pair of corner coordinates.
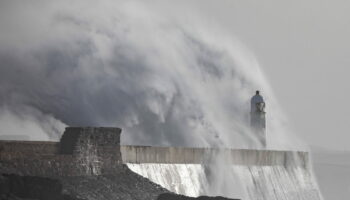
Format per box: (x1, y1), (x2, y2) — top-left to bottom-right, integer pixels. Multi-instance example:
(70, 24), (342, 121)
(0, 174), (81, 200)
(0, 165), (168, 200)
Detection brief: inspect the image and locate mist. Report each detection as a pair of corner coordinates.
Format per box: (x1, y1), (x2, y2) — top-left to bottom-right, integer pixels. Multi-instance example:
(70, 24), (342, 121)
(0, 0), (303, 150)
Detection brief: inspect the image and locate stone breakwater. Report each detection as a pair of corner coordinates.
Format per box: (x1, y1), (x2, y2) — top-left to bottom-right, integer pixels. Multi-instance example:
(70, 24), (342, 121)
(120, 143), (321, 199)
(0, 127), (122, 177)
(121, 146), (309, 167)
(0, 127), (240, 200)
(0, 126), (309, 176)
(0, 126), (321, 200)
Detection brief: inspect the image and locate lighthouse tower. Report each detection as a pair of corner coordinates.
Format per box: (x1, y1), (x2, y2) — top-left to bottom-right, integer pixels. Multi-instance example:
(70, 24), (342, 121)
(250, 90), (266, 148)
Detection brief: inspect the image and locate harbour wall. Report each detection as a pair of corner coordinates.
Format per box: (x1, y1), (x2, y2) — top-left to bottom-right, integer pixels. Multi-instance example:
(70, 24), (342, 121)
(121, 146), (309, 167)
(0, 127), (122, 177)
(0, 127), (322, 200)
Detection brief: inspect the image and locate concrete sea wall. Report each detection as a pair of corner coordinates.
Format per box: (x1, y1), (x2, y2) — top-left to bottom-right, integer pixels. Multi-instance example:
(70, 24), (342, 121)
(121, 146), (309, 167)
(127, 163), (321, 200)
(121, 146), (321, 200)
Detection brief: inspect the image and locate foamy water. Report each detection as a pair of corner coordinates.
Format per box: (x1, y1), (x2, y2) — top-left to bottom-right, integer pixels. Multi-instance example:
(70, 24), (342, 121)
(127, 162), (322, 200)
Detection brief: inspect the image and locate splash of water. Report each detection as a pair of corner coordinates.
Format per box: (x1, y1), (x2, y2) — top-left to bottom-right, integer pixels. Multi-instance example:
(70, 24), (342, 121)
(0, 0), (301, 150)
(127, 157), (322, 200)
(0, 1), (322, 199)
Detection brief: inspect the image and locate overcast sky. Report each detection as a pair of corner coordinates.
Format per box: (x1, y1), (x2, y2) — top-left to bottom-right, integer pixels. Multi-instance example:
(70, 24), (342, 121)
(185, 0), (350, 150)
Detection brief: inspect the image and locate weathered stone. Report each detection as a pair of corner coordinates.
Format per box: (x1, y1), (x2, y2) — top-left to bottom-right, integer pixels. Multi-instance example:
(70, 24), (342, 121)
(59, 127), (121, 154)
(0, 127), (122, 177)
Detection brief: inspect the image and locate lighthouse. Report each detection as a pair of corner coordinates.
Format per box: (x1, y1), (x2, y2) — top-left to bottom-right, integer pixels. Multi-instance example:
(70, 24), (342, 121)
(250, 90), (266, 148)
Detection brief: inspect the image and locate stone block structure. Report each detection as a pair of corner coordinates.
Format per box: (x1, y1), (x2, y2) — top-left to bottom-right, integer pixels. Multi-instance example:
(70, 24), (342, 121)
(0, 127), (122, 177)
(60, 127), (121, 154)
